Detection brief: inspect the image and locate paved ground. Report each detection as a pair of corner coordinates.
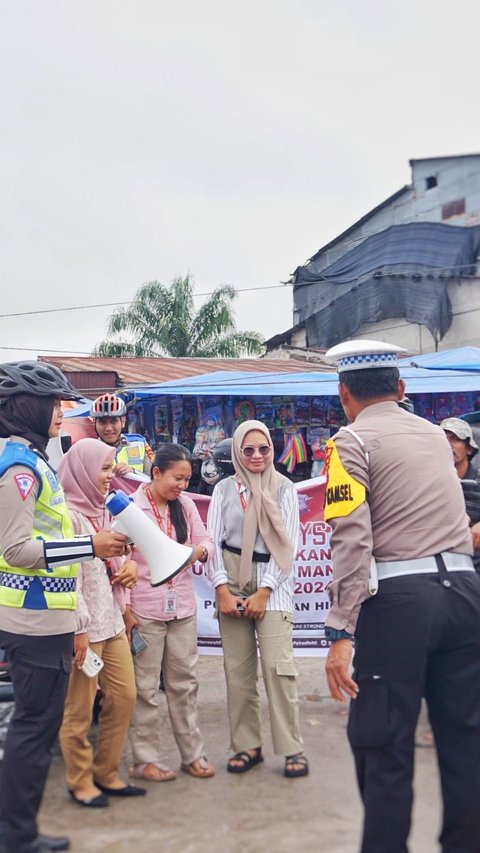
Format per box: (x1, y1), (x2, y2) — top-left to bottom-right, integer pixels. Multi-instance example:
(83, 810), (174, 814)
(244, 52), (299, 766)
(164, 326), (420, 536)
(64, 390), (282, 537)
(32, 657), (440, 853)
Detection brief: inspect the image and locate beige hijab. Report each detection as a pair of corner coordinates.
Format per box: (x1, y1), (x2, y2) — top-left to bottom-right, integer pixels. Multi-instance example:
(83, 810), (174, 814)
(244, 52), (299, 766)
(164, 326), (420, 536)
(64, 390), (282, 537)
(232, 420), (294, 590)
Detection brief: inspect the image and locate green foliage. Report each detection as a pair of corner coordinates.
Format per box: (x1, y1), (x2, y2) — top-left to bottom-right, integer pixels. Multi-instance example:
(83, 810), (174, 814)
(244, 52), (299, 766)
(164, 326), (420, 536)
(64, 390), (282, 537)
(93, 276), (265, 358)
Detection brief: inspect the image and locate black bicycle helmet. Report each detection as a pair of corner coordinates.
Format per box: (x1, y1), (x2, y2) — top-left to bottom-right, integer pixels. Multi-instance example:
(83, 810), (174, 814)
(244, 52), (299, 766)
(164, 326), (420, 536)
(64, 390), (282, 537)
(0, 361), (83, 400)
(201, 457), (222, 486)
(212, 438), (234, 477)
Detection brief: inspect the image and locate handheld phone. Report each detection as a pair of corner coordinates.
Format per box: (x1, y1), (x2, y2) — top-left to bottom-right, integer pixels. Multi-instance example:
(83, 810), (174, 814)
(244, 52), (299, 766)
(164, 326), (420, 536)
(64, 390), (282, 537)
(80, 647), (104, 678)
(131, 627), (148, 656)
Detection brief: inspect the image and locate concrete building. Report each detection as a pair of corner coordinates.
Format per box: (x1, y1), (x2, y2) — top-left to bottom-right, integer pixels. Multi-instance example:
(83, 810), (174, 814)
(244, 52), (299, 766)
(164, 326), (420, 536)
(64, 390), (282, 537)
(266, 154), (480, 356)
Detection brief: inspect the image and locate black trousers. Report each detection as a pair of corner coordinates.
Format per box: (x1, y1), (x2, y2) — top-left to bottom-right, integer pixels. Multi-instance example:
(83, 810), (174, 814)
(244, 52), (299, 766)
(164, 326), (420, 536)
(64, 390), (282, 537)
(0, 630), (73, 849)
(349, 568), (480, 853)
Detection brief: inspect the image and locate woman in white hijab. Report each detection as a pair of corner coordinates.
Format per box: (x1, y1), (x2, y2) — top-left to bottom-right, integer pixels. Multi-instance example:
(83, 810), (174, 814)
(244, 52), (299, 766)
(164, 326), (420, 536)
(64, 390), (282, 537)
(206, 420), (308, 778)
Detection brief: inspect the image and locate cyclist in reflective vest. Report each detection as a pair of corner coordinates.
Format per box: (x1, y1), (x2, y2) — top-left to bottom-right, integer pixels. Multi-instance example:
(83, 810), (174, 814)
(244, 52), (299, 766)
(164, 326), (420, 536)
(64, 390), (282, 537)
(0, 361), (129, 853)
(90, 394), (153, 477)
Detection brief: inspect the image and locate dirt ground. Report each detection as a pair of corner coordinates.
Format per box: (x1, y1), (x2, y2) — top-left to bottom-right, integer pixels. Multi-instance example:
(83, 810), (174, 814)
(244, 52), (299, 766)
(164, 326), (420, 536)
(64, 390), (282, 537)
(36, 656), (440, 853)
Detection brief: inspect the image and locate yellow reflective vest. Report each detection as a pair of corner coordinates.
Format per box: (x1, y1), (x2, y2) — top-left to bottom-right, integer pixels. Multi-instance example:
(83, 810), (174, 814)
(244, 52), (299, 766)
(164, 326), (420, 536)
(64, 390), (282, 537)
(116, 436), (148, 473)
(0, 442), (78, 611)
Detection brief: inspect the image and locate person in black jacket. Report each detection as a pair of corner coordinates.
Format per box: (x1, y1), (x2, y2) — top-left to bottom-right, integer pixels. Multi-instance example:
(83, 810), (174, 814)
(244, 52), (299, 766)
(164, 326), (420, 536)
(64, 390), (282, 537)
(441, 417), (480, 571)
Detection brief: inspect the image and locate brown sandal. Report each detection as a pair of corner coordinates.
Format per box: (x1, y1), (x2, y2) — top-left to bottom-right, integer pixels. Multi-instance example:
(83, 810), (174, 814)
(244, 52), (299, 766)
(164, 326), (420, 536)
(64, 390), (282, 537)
(181, 756), (215, 778)
(129, 762), (176, 782)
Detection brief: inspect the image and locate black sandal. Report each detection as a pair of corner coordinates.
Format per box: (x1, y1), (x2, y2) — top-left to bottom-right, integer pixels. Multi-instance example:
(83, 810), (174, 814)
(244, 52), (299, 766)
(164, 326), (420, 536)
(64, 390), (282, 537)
(284, 754), (309, 778)
(227, 748), (263, 774)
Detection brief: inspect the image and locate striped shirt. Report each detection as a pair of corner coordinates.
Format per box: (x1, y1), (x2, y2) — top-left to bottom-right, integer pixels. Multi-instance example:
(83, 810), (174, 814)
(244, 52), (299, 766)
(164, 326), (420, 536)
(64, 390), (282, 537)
(44, 536), (94, 569)
(206, 476), (299, 613)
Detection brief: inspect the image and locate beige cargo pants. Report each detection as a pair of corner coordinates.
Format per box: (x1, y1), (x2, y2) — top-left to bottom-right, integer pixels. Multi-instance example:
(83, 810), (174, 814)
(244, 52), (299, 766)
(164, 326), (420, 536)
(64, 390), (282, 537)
(218, 549), (304, 757)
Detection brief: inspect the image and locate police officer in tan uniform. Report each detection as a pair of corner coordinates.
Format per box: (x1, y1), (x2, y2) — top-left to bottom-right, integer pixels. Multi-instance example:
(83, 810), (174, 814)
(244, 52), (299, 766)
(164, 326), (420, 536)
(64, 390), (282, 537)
(323, 340), (480, 853)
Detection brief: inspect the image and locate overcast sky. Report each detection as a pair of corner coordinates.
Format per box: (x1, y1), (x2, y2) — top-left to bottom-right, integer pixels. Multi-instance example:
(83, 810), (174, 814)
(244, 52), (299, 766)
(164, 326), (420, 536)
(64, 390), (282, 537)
(1, 0), (479, 362)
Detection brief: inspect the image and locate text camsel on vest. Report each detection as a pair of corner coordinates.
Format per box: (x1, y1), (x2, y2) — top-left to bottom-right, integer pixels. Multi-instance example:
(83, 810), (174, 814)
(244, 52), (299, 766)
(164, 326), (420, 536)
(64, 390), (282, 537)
(326, 483), (354, 504)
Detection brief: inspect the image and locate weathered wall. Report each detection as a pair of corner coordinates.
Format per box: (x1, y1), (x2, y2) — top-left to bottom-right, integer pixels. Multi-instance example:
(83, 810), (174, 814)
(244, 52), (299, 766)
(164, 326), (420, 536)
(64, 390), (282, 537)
(354, 276), (480, 353)
(308, 155), (480, 274)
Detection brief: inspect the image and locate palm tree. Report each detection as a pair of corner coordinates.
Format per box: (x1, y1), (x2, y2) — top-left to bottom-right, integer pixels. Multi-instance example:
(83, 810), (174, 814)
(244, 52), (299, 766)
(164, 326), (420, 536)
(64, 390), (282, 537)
(93, 276), (265, 357)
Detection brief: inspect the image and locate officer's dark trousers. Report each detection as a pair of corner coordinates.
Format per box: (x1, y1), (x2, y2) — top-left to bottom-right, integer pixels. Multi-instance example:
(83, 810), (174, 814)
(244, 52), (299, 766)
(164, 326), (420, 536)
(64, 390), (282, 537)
(349, 569), (480, 853)
(0, 631), (73, 850)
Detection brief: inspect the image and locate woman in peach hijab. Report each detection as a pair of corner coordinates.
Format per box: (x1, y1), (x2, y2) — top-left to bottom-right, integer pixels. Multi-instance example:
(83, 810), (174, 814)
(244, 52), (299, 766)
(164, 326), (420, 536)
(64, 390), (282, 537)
(57, 439), (145, 807)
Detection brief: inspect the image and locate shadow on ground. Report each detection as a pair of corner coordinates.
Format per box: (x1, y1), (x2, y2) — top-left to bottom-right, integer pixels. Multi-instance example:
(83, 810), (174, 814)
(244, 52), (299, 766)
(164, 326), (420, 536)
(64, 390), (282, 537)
(36, 657), (439, 853)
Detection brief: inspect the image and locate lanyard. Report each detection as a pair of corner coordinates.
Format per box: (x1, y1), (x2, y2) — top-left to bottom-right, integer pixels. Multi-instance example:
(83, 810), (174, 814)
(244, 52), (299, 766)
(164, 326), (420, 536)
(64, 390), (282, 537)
(87, 516), (113, 582)
(145, 488), (175, 590)
(145, 487), (173, 538)
(235, 481), (249, 512)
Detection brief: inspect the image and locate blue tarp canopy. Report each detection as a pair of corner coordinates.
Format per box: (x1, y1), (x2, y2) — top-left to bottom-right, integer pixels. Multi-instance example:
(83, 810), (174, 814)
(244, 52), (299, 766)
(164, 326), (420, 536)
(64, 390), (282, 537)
(123, 370), (338, 398)
(400, 346), (480, 373)
(123, 365), (480, 397)
(63, 401), (91, 418)
(63, 353), (480, 418)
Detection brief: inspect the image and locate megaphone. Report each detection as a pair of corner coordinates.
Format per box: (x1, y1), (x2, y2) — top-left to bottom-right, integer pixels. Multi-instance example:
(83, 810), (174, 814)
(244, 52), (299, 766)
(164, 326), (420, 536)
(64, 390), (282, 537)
(105, 490), (194, 587)
(46, 431), (72, 470)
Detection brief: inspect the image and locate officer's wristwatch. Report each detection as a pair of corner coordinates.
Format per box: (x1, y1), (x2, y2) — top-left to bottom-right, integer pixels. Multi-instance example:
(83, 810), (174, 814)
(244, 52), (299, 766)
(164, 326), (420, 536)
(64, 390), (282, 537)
(324, 626), (354, 642)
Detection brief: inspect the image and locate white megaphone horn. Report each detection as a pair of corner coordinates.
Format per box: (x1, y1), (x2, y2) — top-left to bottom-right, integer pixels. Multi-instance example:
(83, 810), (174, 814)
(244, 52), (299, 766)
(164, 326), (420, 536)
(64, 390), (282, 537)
(105, 490), (194, 587)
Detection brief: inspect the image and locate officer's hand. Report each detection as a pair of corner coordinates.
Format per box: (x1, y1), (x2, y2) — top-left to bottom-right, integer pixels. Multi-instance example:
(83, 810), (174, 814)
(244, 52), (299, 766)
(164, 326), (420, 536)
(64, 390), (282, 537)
(73, 632), (89, 669)
(216, 584), (246, 618)
(92, 530), (129, 559)
(113, 462), (134, 476)
(325, 639), (359, 702)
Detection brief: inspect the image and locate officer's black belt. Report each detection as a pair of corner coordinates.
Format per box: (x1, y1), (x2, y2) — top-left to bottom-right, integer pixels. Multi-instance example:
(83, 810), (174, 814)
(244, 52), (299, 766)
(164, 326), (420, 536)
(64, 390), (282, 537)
(222, 542), (271, 563)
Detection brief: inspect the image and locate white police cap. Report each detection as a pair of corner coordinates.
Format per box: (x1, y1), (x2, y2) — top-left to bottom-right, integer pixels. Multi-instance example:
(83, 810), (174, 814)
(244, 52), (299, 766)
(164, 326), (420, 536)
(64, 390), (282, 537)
(325, 339), (407, 373)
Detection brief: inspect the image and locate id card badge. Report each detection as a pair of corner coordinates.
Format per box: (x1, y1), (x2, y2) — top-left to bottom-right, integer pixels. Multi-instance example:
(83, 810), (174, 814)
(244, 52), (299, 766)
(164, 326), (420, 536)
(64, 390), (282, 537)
(165, 590), (177, 615)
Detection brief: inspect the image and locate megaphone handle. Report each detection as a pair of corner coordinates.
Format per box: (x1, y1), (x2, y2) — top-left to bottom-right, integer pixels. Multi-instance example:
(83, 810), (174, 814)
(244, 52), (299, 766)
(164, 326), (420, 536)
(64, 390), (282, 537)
(111, 518), (134, 544)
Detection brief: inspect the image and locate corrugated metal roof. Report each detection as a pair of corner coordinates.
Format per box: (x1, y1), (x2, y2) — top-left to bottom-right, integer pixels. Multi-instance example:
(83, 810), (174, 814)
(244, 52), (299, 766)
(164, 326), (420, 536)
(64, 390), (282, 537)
(39, 355), (334, 388)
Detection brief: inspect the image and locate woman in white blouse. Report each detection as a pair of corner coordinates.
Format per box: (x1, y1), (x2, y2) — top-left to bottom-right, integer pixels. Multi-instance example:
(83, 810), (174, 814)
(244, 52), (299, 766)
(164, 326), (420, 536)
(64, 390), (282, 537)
(207, 420), (309, 778)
